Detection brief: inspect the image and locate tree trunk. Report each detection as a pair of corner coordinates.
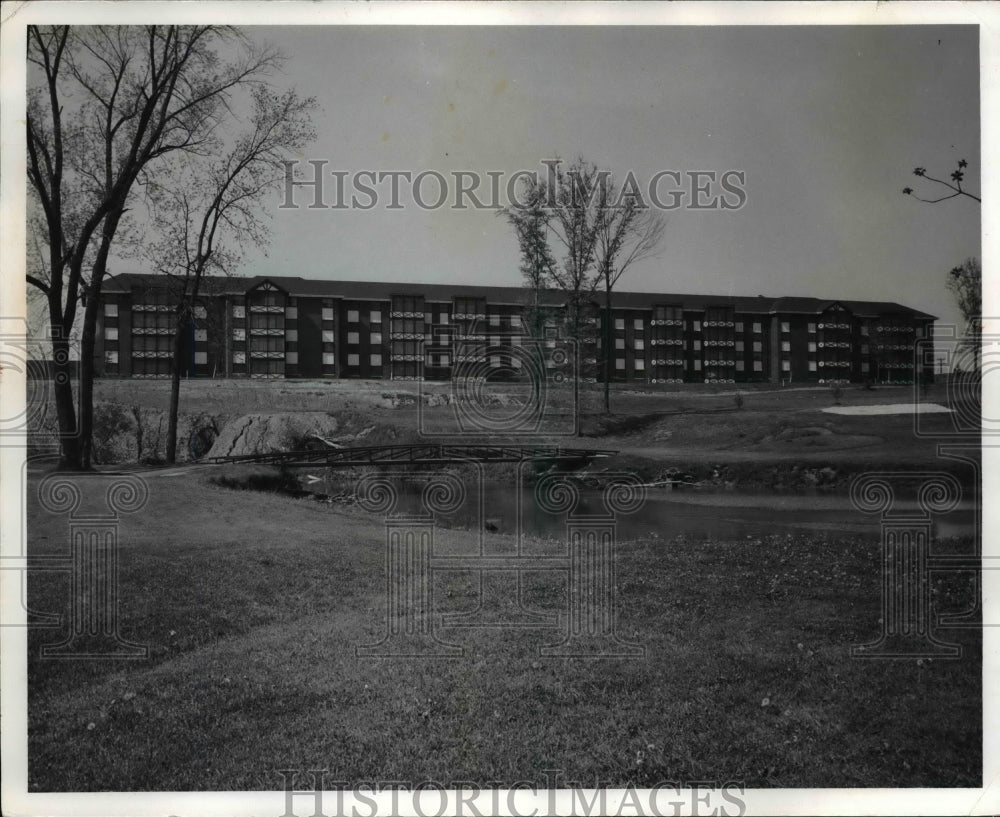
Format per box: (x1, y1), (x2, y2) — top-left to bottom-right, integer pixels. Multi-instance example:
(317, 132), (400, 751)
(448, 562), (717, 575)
(50, 330), (83, 471)
(77, 292), (101, 470)
(603, 282), (612, 415)
(165, 317), (185, 464)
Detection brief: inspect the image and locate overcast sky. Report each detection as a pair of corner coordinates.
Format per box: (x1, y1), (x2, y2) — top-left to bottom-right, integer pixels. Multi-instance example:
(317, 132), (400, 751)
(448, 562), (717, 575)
(230, 25), (981, 327)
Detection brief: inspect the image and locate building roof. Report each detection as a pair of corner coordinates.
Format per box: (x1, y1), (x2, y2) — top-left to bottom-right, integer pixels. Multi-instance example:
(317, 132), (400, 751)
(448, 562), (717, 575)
(102, 272), (937, 320)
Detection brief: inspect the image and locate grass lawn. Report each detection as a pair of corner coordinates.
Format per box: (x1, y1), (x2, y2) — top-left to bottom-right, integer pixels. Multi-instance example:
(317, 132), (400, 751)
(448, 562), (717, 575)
(26, 468), (980, 791)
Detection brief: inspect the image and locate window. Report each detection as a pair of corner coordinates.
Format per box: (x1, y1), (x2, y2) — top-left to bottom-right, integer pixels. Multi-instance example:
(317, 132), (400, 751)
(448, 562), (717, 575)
(693, 340), (701, 351)
(635, 359), (645, 371)
(781, 341), (791, 352)
(511, 357), (521, 368)
(425, 313), (433, 325)
(347, 309), (359, 323)
(615, 318), (625, 331)
(615, 338), (625, 350)
(104, 350), (119, 364)
(634, 318), (644, 331)
(808, 342), (817, 353)
(105, 327), (119, 341)
(233, 328), (246, 341)
(736, 360), (745, 371)
(286, 329), (298, 342)
(371, 353), (382, 367)
(861, 344), (869, 355)
(370, 310), (382, 323)
(371, 333), (383, 345)
(347, 353), (360, 366)
(694, 360), (702, 371)
(194, 305), (207, 319)
(753, 322), (762, 334)
(105, 303), (118, 318)
(323, 307), (336, 321)
(285, 306), (298, 319)
(753, 360), (763, 372)
(347, 332), (359, 345)
(615, 358), (625, 370)
(781, 322), (790, 333)
(634, 339), (644, 350)
(490, 314), (501, 326)
(753, 341), (762, 353)
(807, 323), (816, 334)
(861, 362), (870, 373)
(808, 361), (817, 372)
(491, 336), (501, 348)
(782, 360), (791, 372)
(439, 313), (449, 324)
(735, 341), (745, 352)
(437, 354), (450, 367)
(233, 351), (246, 364)
(693, 321), (701, 332)
(194, 351), (207, 365)
(735, 322), (743, 333)
(491, 355), (501, 367)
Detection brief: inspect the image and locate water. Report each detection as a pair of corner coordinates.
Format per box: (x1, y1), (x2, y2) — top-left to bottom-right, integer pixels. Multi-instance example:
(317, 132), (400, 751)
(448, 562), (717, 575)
(315, 477), (976, 542)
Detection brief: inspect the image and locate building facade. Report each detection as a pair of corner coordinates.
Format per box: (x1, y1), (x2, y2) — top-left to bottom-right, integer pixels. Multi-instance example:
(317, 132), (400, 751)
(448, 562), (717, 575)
(97, 273), (936, 385)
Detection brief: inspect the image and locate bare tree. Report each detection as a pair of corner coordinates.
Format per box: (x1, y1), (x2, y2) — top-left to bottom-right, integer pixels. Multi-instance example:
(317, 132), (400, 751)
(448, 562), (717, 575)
(594, 180), (666, 413)
(26, 25), (280, 470)
(138, 86), (317, 462)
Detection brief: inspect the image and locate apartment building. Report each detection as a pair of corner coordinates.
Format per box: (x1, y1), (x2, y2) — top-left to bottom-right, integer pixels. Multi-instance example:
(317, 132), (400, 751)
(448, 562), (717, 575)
(97, 273), (936, 384)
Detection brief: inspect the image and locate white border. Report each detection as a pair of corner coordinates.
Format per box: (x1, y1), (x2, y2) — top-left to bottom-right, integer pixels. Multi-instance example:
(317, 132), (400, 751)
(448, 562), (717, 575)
(2, 3), (997, 816)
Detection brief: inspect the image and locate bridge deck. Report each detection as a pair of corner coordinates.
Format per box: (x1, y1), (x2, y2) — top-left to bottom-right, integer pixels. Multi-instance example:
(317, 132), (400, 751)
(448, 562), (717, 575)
(205, 444), (619, 468)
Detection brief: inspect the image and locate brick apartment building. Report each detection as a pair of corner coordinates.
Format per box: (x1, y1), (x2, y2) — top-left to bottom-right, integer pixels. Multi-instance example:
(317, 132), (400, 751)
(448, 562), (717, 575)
(96, 273), (936, 385)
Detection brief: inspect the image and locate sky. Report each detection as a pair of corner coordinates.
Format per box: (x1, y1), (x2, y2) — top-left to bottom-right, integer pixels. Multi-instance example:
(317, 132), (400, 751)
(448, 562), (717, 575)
(168, 25), (982, 327)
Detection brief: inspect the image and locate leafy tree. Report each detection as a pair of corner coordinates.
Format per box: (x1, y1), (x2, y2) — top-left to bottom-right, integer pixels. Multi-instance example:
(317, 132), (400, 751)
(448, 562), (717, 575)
(947, 257), (982, 371)
(26, 25), (280, 469)
(501, 175), (557, 340)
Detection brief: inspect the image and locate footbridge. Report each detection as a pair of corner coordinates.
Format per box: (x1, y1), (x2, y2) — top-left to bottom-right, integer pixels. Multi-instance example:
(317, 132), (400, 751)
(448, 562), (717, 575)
(204, 444), (618, 469)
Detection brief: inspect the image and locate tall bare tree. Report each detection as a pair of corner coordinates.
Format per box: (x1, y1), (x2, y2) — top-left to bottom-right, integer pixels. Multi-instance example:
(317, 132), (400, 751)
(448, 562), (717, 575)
(26, 25), (280, 469)
(138, 86), (317, 462)
(594, 180), (666, 413)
